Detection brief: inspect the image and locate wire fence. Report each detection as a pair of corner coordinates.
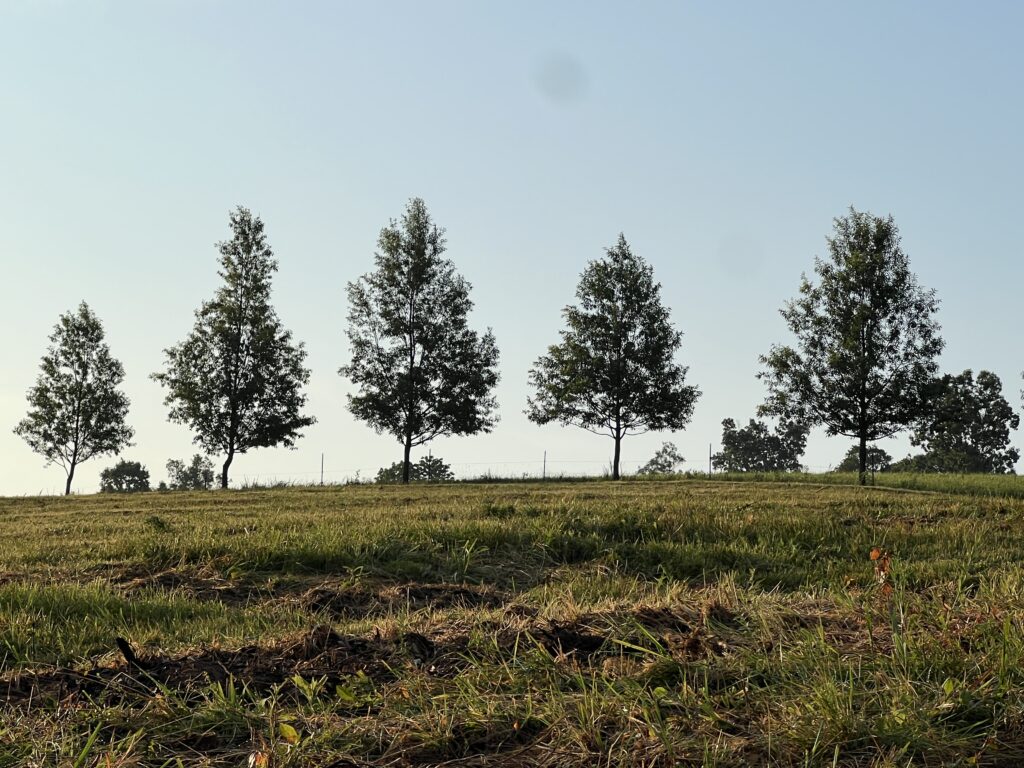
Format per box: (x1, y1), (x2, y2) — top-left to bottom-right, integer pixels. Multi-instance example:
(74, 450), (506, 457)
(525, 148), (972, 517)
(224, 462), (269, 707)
(235, 456), (844, 486)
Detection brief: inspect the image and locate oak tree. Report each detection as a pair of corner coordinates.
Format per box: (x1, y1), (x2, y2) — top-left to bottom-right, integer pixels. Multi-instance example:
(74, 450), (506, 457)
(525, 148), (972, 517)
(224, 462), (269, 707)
(835, 443), (892, 474)
(15, 302), (134, 495)
(760, 209), (943, 485)
(711, 417), (807, 473)
(153, 207), (314, 489)
(341, 198), (499, 483)
(99, 459), (150, 493)
(527, 235), (700, 479)
(909, 370), (1019, 473)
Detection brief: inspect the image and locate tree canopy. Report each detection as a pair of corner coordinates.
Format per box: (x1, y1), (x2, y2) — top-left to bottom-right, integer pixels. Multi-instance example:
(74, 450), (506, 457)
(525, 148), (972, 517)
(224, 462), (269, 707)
(152, 207), (314, 489)
(636, 442), (685, 475)
(835, 444), (892, 474)
(527, 234), (700, 480)
(100, 460), (150, 493)
(711, 418), (808, 473)
(14, 302), (134, 495)
(376, 454), (455, 484)
(759, 209), (944, 485)
(165, 454), (217, 490)
(907, 370), (1019, 473)
(341, 198), (499, 483)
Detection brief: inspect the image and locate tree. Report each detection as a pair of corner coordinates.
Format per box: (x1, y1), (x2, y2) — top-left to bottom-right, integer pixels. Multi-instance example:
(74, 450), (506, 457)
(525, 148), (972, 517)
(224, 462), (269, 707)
(14, 302), (134, 495)
(835, 444), (892, 474)
(153, 207), (315, 489)
(908, 370), (1019, 473)
(166, 454), (216, 490)
(889, 454), (929, 473)
(637, 442), (685, 475)
(759, 209), (944, 485)
(376, 454), (455, 483)
(341, 198), (499, 484)
(99, 460), (151, 493)
(711, 417), (808, 472)
(527, 235), (700, 480)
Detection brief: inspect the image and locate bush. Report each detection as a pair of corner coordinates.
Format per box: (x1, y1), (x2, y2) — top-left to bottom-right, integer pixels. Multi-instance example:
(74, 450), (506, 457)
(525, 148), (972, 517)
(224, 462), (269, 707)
(637, 443), (685, 475)
(377, 455), (455, 483)
(166, 455), (216, 490)
(99, 460), (151, 493)
(835, 444), (893, 473)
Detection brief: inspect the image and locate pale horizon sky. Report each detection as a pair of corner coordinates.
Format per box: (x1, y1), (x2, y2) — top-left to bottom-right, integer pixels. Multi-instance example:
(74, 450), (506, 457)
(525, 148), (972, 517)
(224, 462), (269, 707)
(2, 2), (1022, 495)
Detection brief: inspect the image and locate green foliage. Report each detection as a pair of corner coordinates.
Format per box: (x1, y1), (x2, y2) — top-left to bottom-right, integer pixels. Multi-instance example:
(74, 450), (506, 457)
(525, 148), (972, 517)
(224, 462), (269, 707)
(341, 198), (499, 483)
(636, 442), (685, 475)
(760, 208), (944, 484)
(152, 207), (315, 489)
(527, 234), (700, 480)
(711, 417), (807, 472)
(99, 459), (150, 493)
(835, 443), (892, 473)
(908, 369), (1019, 473)
(14, 302), (133, 495)
(165, 454), (216, 491)
(376, 454), (455, 483)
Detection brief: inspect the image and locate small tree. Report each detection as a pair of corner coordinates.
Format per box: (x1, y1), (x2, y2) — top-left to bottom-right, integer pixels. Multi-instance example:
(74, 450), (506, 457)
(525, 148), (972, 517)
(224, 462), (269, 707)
(14, 302), (134, 495)
(341, 198), (499, 484)
(153, 207), (315, 489)
(759, 209), (944, 485)
(835, 444), (892, 474)
(99, 460), (151, 493)
(711, 418), (807, 472)
(166, 455), (216, 490)
(376, 454), (454, 484)
(527, 235), (700, 480)
(637, 442), (685, 475)
(909, 370), (1019, 473)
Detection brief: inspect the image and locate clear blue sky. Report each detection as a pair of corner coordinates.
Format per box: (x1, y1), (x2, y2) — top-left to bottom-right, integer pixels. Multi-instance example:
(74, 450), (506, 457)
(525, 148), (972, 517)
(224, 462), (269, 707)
(2, 1), (1021, 494)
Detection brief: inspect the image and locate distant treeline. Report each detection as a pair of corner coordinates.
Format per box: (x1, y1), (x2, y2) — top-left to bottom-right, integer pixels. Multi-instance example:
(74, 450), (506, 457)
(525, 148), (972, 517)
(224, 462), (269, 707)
(13, 200), (1020, 494)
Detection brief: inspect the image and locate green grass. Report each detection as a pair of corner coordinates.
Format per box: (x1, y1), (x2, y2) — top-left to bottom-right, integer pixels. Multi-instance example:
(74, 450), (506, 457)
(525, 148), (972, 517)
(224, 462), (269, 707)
(3, 478), (1024, 766)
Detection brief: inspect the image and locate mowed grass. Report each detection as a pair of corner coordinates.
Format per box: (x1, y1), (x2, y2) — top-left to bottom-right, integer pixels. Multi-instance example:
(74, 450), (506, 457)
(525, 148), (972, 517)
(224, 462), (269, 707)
(3, 480), (1024, 766)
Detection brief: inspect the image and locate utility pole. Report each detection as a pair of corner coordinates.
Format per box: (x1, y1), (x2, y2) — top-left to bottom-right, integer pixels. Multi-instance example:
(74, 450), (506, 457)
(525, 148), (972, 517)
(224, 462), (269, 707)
(543, 450), (547, 480)
(708, 443), (712, 476)
(320, 453), (324, 486)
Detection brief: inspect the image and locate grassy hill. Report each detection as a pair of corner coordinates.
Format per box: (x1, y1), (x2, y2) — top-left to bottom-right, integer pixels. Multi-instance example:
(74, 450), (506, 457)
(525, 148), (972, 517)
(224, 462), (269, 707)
(3, 479), (1024, 766)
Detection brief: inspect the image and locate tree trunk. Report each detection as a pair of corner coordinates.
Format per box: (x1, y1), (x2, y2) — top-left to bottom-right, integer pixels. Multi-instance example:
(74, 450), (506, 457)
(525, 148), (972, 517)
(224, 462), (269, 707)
(221, 448), (234, 490)
(402, 436), (413, 484)
(858, 433), (868, 486)
(612, 434), (622, 480)
(65, 463), (75, 496)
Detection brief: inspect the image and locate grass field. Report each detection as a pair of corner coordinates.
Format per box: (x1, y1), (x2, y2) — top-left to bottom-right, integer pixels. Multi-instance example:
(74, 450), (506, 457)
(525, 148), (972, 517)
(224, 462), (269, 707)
(3, 478), (1024, 766)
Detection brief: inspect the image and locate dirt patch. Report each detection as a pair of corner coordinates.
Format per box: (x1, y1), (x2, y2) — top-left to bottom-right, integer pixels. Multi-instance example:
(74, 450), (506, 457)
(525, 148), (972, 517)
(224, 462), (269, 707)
(379, 583), (506, 611)
(300, 582), (509, 620)
(86, 563), (273, 607)
(1, 604), (732, 710)
(2, 625), (397, 708)
(300, 583), (377, 618)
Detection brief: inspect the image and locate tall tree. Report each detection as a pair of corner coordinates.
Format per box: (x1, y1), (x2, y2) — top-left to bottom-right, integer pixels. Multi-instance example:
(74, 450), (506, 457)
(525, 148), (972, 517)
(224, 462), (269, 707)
(14, 302), (133, 495)
(153, 207), (314, 489)
(711, 417), (807, 473)
(909, 370), (1019, 473)
(527, 234), (700, 480)
(340, 198), (500, 483)
(759, 209), (944, 485)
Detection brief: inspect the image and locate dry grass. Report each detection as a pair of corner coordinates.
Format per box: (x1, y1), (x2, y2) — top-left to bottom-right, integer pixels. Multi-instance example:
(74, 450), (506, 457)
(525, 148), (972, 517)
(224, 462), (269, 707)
(3, 479), (1024, 766)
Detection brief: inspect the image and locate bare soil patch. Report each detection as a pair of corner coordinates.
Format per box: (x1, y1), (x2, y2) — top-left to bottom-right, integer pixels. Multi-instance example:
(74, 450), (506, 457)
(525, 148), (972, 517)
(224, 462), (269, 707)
(1, 603), (731, 709)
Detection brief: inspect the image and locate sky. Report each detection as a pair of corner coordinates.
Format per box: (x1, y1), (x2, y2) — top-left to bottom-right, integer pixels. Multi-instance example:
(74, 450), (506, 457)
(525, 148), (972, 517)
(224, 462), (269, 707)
(1, 1), (1022, 495)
